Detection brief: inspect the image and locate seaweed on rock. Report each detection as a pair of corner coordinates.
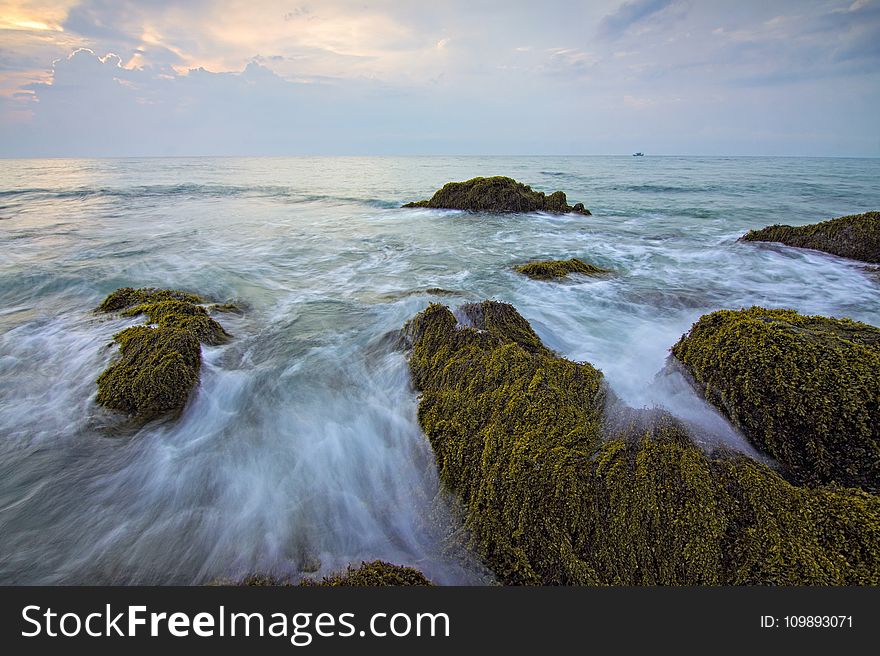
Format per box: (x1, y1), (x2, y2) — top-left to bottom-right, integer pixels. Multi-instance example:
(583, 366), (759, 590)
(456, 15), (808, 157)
(300, 561), (432, 586)
(98, 287), (205, 312)
(402, 176), (591, 215)
(514, 258), (610, 280)
(122, 299), (230, 345)
(232, 561), (432, 586)
(235, 574), (291, 586)
(208, 303), (244, 315)
(740, 211), (880, 263)
(404, 301), (880, 585)
(672, 307), (880, 492)
(95, 287), (230, 420)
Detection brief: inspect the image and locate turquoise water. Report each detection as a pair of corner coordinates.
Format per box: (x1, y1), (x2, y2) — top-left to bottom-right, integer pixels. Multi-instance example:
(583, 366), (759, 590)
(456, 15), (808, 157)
(0, 156), (878, 584)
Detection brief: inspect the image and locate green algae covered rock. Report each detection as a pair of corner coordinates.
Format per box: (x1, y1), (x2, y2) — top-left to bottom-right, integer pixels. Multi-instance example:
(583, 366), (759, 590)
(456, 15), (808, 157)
(300, 561), (432, 586)
(233, 561), (432, 586)
(405, 301), (606, 584)
(208, 302), (243, 315)
(404, 301), (880, 584)
(672, 307), (880, 492)
(740, 211), (880, 263)
(95, 288), (230, 420)
(587, 418), (880, 585)
(402, 176), (591, 215)
(232, 574), (290, 586)
(514, 258), (610, 280)
(122, 299), (229, 345)
(98, 287), (204, 312)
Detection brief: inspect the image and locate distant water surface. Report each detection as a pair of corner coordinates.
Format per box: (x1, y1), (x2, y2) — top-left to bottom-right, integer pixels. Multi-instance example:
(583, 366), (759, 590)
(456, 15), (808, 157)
(0, 155), (878, 583)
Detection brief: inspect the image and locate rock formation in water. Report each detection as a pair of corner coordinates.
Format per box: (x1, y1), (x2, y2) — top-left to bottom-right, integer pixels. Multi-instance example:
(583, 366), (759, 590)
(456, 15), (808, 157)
(95, 287), (231, 420)
(299, 560), (432, 586)
(514, 258), (610, 280)
(402, 176), (591, 215)
(672, 307), (880, 492)
(740, 211), (880, 263)
(402, 300), (880, 585)
(234, 561), (432, 586)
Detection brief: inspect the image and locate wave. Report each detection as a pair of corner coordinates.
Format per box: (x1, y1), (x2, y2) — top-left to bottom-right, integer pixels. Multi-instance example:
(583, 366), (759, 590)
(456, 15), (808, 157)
(0, 184), (265, 199)
(0, 185), (399, 208)
(601, 206), (723, 220)
(607, 183), (727, 194)
(295, 194), (400, 209)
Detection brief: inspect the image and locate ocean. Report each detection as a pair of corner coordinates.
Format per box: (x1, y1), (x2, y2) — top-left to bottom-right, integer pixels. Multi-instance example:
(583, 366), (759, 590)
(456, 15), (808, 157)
(0, 155), (878, 584)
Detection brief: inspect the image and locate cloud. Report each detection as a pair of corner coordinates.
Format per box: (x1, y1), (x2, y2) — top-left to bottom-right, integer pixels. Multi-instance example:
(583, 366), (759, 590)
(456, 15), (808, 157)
(2, 47), (559, 156)
(0, 1), (879, 156)
(598, 0), (677, 38)
(622, 94), (656, 108)
(547, 47), (598, 69)
(704, 1), (880, 88)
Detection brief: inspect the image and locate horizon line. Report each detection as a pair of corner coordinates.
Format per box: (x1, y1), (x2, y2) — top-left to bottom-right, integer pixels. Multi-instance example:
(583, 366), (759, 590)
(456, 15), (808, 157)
(2, 153), (879, 160)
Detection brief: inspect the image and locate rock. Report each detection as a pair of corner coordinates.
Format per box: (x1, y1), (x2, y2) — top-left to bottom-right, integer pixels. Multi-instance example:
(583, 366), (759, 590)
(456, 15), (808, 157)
(740, 211), (880, 263)
(232, 561), (432, 586)
(370, 287), (468, 303)
(121, 299), (229, 345)
(514, 257), (610, 280)
(402, 176), (591, 215)
(98, 287), (204, 312)
(95, 288), (230, 420)
(232, 574), (290, 586)
(208, 302), (244, 315)
(403, 300), (880, 584)
(300, 561), (432, 586)
(672, 306), (880, 492)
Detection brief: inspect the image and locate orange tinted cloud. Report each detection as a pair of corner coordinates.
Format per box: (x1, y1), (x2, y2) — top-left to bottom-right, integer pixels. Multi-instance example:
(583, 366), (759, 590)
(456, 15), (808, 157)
(0, 0), (75, 31)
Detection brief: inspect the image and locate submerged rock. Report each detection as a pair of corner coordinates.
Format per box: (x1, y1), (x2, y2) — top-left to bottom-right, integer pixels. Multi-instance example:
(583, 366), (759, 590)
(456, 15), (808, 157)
(404, 300), (880, 585)
(370, 287), (469, 303)
(232, 561), (432, 586)
(672, 307), (880, 492)
(740, 211), (880, 263)
(208, 302), (244, 315)
(514, 258), (610, 280)
(402, 176), (591, 215)
(95, 287), (230, 420)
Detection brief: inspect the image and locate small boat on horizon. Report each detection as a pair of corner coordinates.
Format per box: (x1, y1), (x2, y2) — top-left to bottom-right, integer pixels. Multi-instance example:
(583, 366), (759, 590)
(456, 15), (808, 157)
(633, 152), (644, 157)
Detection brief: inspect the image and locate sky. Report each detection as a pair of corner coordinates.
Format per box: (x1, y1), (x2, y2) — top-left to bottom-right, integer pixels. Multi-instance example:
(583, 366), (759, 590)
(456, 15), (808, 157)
(0, 0), (878, 157)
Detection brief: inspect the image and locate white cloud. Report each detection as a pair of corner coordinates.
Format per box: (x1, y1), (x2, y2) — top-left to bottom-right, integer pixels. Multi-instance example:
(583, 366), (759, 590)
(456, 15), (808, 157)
(0, 0), (878, 155)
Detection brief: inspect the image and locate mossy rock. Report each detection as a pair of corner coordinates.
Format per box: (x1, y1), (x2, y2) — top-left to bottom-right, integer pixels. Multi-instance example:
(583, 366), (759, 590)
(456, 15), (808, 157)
(740, 211), (880, 263)
(404, 301), (880, 584)
(672, 307), (880, 492)
(300, 561), (432, 586)
(123, 299), (229, 345)
(98, 287), (205, 312)
(95, 288), (230, 420)
(402, 176), (591, 215)
(208, 302), (244, 315)
(514, 258), (610, 280)
(233, 561), (432, 586)
(588, 418), (880, 585)
(234, 574), (291, 586)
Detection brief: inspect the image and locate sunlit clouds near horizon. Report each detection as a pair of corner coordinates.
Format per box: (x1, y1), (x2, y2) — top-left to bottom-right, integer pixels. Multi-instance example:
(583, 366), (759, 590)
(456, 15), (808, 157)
(0, 0), (878, 156)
